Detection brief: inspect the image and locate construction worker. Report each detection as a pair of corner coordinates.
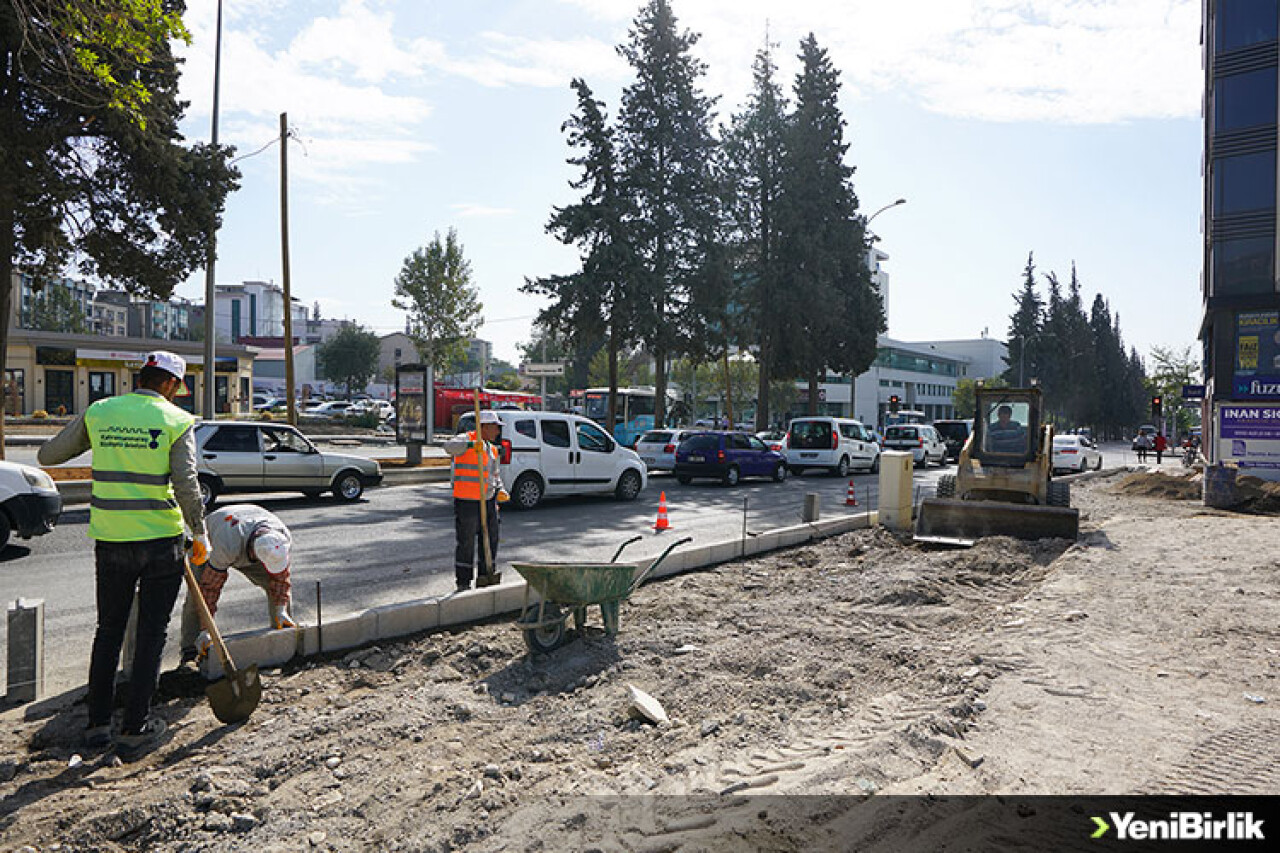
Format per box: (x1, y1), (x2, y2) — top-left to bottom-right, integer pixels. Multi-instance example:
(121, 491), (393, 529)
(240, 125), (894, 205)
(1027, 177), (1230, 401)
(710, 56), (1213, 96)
(444, 410), (508, 591)
(38, 351), (207, 759)
(179, 504), (295, 664)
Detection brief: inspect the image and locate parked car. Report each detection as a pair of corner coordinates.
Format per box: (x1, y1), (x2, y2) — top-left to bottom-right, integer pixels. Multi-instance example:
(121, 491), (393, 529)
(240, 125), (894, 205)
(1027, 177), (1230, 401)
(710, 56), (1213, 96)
(308, 401), (354, 419)
(673, 430), (787, 486)
(193, 422), (383, 507)
(0, 461), (62, 551)
(756, 429), (787, 453)
(253, 396), (283, 412)
(932, 419), (973, 462)
(1052, 434), (1103, 473)
(881, 424), (948, 468)
(350, 399), (394, 420)
(634, 428), (697, 472)
(784, 416), (880, 476)
(454, 410), (647, 510)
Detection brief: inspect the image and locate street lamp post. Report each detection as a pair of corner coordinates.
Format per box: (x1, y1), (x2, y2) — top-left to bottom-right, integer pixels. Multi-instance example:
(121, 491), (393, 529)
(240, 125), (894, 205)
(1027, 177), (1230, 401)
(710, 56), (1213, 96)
(865, 197), (907, 228)
(201, 0), (224, 421)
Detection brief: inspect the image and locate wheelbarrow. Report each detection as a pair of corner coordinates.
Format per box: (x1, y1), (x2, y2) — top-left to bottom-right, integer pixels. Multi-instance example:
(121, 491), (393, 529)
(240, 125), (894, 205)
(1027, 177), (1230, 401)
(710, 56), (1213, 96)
(511, 535), (692, 653)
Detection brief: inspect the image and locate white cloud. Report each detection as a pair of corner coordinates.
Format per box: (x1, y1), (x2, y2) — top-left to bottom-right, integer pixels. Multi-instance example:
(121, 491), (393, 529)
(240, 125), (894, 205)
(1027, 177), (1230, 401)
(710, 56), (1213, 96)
(452, 203), (519, 218)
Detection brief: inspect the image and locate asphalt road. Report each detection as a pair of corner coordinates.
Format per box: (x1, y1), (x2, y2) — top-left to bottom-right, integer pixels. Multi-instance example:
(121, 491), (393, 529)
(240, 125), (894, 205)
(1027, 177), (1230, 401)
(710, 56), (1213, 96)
(1, 441), (1140, 697)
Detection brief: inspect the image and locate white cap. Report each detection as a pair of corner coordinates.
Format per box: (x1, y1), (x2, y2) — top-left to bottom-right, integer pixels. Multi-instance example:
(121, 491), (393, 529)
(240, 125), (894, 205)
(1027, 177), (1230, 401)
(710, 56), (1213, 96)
(143, 350), (186, 381)
(252, 529), (291, 575)
(479, 410), (501, 425)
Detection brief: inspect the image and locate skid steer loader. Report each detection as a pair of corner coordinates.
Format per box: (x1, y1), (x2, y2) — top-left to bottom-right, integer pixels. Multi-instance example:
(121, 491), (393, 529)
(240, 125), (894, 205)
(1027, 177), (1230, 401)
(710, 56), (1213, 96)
(914, 387), (1079, 546)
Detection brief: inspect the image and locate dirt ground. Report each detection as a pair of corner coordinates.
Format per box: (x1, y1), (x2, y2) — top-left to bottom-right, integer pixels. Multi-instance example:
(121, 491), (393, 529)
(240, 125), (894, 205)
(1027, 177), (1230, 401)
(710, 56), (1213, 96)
(2, 467), (1278, 851)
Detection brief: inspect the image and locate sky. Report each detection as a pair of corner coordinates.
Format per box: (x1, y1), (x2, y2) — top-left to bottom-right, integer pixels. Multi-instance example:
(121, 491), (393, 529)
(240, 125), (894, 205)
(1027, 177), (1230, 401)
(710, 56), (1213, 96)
(170, 0), (1205, 369)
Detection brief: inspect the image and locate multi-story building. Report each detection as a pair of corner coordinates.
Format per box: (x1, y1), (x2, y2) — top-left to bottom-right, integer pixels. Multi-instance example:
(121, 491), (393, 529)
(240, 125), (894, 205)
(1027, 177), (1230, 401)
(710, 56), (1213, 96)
(9, 271), (94, 330)
(91, 299), (129, 337)
(215, 281), (308, 343)
(1200, 1), (1280, 472)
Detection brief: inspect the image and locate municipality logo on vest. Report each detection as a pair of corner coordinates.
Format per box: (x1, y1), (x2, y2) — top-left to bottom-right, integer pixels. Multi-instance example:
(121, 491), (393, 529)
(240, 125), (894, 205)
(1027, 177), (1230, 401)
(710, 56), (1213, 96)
(149, 429), (162, 449)
(1091, 811), (1265, 841)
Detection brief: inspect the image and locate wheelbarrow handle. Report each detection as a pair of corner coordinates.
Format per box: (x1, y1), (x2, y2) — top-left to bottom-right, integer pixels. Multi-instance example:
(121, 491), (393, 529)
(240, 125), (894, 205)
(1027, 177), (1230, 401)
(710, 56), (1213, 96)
(610, 535), (645, 564)
(628, 536), (693, 596)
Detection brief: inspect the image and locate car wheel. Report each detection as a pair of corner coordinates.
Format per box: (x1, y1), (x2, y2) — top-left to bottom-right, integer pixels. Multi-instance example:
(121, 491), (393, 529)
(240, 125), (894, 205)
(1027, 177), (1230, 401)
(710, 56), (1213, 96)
(512, 472), (544, 509)
(0, 518), (10, 552)
(722, 465), (740, 487)
(334, 471), (364, 502)
(834, 456), (850, 477)
(1095, 457), (1103, 470)
(870, 455), (880, 474)
(676, 475), (692, 485)
(772, 462), (787, 482)
(615, 469), (642, 501)
(197, 476), (219, 509)
(1078, 459), (1087, 473)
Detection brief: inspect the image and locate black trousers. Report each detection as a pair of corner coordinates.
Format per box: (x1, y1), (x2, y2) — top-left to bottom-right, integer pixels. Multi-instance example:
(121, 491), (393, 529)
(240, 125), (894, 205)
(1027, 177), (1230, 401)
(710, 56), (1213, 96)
(454, 497), (499, 586)
(88, 535), (184, 733)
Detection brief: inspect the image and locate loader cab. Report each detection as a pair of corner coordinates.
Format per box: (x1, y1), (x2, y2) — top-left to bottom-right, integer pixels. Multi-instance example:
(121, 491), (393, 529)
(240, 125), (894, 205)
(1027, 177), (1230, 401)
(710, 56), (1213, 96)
(973, 390), (1042, 467)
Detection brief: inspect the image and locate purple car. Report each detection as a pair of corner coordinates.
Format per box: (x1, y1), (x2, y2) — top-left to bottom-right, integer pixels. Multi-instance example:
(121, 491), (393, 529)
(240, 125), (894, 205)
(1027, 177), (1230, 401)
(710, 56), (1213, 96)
(673, 431), (788, 486)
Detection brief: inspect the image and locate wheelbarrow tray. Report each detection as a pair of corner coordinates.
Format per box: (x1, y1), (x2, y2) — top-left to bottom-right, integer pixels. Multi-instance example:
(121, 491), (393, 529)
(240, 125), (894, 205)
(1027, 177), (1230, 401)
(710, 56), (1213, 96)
(511, 561), (638, 606)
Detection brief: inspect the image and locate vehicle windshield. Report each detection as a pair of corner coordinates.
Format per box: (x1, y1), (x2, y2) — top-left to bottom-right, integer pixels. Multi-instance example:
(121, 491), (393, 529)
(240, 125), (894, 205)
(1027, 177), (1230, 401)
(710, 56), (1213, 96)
(982, 399), (1031, 454)
(789, 420), (833, 450)
(933, 422), (970, 442)
(884, 426), (917, 440)
(1052, 436), (1078, 446)
(681, 434), (720, 453)
(638, 431), (671, 444)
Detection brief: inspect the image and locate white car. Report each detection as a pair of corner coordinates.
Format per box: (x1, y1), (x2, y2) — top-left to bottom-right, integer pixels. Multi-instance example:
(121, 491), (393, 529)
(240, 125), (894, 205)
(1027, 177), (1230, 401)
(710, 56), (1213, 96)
(634, 428), (696, 471)
(0, 461), (62, 551)
(1052, 435), (1103, 474)
(881, 424), (948, 468)
(784, 416), (880, 476)
(308, 401), (354, 419)
(455, 410), (648, 509)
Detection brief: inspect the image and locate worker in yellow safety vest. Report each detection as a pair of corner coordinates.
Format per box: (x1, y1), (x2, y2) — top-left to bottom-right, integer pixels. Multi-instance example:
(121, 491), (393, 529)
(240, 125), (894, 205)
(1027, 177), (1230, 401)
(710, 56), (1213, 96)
(443, 410), (508, 591)
(39, 351), (209, 760)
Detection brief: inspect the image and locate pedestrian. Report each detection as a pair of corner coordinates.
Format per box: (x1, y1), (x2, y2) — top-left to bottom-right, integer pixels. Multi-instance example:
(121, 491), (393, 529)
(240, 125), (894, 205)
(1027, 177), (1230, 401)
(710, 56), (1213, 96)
(1154, 432), (1168, 465)
(38, 351), (207, 759)
(444, 410), (509, 591)
(179, 504), (295, 664)
(1135, 432), (1152, 463)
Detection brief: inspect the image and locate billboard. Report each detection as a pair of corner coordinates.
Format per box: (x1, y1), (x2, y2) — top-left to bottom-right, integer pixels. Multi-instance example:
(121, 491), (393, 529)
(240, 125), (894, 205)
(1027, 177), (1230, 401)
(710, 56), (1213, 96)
(1217, 403), (1280, 479)
(1233, 311), (1280, 399)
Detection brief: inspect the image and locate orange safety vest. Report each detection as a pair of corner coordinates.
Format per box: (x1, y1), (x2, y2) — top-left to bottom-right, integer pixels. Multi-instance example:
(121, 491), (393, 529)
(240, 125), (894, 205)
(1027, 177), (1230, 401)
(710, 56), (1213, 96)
(452, 431), (499, 500)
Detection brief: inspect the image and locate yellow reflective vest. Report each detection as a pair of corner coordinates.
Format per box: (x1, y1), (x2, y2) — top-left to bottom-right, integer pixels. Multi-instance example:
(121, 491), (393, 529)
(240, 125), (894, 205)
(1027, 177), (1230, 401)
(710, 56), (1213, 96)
(84, 392), (194, 541)
(451, 431), (499, 501)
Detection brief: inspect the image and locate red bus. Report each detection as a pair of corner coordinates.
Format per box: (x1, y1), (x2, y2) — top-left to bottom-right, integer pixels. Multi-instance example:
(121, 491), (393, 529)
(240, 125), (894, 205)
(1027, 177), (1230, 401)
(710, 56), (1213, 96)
(433, 386), (540, 431)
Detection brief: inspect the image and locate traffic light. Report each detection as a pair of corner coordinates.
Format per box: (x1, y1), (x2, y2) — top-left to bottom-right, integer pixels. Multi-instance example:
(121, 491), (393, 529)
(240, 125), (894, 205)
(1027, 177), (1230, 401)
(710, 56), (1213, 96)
(1151, 396), (1162, 420)
(889, 395), (900, 413)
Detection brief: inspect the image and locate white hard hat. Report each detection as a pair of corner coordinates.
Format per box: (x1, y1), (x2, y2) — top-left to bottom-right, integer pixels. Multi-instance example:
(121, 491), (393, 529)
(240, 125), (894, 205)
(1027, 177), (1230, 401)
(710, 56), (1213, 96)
(252, 529), (291, 575)
(479, 410), (501, 425)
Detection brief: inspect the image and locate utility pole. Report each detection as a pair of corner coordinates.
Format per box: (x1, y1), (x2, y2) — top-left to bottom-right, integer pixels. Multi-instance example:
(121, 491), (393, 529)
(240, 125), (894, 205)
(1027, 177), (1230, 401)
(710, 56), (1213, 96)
(280, 112), (297, 426)
(201, 0), (224, 421)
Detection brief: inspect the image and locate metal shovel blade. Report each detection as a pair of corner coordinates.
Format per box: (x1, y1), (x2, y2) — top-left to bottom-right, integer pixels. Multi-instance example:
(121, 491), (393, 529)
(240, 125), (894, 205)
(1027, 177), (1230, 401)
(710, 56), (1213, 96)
(205, 663), (262, 725)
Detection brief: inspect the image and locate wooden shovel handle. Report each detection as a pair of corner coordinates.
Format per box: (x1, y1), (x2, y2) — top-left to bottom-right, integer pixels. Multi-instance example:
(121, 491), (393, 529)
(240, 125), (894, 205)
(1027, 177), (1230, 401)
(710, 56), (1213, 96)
(182, 555), (239, 675)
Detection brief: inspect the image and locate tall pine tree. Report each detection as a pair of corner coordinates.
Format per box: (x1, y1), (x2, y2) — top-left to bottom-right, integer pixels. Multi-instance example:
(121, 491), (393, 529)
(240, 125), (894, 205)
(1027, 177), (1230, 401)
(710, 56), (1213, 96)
(616, 0), (721, 428)
(1003, 253), (1043, 387)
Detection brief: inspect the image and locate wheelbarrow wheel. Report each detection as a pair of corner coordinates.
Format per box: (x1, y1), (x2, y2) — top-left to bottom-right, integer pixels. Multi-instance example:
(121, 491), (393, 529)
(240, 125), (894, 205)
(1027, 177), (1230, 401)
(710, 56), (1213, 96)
(519, 603), (567, 654)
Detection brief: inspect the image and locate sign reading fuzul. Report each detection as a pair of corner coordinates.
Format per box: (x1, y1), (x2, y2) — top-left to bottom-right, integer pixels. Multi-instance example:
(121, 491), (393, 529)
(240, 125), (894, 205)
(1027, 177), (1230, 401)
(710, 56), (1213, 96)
(1234, 310), (1280, 399)
(1218, 403), (1280, 475)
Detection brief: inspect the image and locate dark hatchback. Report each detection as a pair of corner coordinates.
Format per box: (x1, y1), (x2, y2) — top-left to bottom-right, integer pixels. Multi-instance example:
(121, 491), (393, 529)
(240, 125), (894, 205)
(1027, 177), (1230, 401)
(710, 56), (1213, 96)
(932, 419), (973, 461)
(673, 431), (787, 486)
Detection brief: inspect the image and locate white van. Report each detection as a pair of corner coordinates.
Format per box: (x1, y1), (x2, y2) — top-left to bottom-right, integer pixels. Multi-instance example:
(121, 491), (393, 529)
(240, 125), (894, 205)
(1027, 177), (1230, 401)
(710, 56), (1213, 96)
(784, 416), (880, 476)
(455, 410), (648, 509)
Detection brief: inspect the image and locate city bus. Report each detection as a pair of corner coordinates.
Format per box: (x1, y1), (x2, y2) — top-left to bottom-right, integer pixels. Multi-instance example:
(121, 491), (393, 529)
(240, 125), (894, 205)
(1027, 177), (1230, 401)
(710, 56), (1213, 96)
(573, 386), (673, 447)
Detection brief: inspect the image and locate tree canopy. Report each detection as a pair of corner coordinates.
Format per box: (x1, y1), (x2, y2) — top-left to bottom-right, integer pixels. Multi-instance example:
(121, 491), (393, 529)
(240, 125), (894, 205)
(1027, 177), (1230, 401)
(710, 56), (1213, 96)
(392, 228), (482, 372)
(1, 0), (239, 453)
(316, 324), (380, 397)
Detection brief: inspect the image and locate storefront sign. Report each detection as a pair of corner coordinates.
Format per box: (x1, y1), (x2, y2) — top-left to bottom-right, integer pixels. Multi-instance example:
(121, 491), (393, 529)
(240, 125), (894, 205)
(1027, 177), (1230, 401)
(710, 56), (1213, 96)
(1233, 311), (1280, 399)
(1217, 403), (1280, 476)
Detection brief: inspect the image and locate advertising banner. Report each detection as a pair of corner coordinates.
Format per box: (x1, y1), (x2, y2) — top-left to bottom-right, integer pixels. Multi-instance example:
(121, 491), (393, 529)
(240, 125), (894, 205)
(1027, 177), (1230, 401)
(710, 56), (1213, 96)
(1217, 403), (1280, 478)
(1233, 310), (1280, 399)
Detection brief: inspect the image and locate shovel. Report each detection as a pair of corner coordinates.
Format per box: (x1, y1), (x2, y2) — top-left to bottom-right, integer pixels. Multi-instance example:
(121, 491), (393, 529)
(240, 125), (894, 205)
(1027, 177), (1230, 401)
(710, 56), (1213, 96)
(182, 555), (261, 724)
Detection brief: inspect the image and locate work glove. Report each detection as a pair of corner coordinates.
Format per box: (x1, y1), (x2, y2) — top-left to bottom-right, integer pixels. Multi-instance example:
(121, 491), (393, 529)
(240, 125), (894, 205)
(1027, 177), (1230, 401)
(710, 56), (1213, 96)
(190, 534), (211, 566)
(195, 630), (212, 663)
(497, 489), (510, 504)
(272, 605), (295, 630)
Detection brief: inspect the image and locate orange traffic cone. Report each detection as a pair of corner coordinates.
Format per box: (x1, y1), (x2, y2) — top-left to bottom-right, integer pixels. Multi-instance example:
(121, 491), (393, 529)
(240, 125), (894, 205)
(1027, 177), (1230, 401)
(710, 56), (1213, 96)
(845, 480), (858, 506)
(654, 491), (671, 531)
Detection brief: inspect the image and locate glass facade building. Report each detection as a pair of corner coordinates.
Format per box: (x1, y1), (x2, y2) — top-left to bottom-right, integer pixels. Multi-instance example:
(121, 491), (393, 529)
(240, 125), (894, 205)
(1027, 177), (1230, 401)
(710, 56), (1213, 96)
(1201, 0), (1280, 419)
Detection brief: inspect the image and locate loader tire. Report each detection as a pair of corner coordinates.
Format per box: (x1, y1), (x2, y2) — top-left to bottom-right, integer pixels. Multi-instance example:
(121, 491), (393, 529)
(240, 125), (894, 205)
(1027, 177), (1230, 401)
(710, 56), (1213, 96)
(1047, 480), (1071, 507)
(936, 474), (957, 499)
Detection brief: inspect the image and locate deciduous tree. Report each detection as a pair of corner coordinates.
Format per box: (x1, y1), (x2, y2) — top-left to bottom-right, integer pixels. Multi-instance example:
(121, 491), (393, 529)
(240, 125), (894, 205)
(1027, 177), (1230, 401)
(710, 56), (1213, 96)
(316, 324), (380, 397)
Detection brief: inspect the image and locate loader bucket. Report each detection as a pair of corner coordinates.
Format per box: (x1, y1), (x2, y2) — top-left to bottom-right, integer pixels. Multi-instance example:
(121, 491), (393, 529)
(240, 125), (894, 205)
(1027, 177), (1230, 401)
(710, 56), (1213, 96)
(914, 498), (1079, 546)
